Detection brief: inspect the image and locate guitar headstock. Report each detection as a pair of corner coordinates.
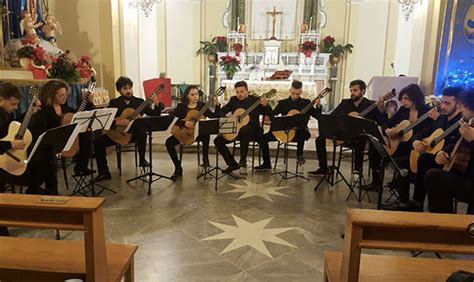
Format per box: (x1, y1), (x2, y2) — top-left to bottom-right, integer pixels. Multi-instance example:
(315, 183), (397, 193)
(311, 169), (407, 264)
(30, 86), (39, 101)
(87, 76), (97, 93)
(150, 84), (165, 99)
(382, 88), (397, 101)
(317, 87), (332, 99)
(215, 86), (226, 97)
(262, 89), (277, 99)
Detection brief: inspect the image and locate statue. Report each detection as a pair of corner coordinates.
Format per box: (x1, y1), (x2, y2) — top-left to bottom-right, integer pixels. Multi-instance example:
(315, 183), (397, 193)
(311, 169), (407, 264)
(20, 12), (43, 44)
(42, 15), (62, 47)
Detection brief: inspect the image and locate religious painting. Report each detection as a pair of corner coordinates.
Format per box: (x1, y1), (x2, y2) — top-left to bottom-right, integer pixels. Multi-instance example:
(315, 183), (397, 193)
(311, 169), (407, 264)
(250, 0), (297, 40)
(434, 0), (474, 94)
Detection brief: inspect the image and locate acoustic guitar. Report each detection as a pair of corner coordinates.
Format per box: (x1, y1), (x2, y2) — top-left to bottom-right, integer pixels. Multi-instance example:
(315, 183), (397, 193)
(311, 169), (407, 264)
(60, 78), (96, 157)
(272, 87), (332, 143)
(106, 84), (164, 145)
(409, 119), (461, 173)
(0, 87), (39, 175)
(443, 118), (474, 172)
(348, 89), (397, 117)
(384, 101), (441, 156)
(221, 89), (277, 141)
(171, 86), (225, 145)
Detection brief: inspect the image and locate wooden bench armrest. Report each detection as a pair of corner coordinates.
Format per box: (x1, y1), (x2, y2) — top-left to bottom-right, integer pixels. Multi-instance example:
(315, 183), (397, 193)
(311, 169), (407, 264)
(0, 194), (105, 212)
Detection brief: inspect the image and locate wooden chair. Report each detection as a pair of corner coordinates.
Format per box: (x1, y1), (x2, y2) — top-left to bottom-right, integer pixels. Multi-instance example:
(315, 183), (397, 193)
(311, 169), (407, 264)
(0, 194), (137, 282)
(116, 143), (138, 174)
(324, 208), (474, 282)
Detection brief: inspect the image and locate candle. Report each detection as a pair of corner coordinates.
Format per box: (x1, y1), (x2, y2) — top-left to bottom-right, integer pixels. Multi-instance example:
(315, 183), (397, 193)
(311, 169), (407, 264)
(237, 17), (240, 28)
(309, 17), (313, 30)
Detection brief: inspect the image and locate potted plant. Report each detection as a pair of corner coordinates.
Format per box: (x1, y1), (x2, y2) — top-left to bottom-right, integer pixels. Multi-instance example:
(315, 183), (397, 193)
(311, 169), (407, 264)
(219, 55), (241, 80)
(300, 40), (317, 58)
(48, 50), (80, 83)
(320, 35), (353, 65)
(17, 44), (53, 79)
(75, 55), (96, 79)
(196, 36), (228, 63)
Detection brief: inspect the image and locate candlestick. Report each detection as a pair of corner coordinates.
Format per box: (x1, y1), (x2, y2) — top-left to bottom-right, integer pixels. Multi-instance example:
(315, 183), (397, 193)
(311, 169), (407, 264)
(309, 17), (313, 31)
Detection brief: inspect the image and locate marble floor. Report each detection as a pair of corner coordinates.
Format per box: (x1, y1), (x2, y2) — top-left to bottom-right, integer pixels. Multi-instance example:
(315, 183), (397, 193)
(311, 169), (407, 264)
(8, 150), (450, 281)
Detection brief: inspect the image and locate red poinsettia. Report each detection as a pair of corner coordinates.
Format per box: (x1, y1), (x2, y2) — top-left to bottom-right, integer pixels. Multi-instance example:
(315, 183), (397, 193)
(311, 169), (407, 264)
(300, 41), (317, 57)
(232, 43), (243, 56)
(214, 36), (228, 52)
(219, 55), (241, 78)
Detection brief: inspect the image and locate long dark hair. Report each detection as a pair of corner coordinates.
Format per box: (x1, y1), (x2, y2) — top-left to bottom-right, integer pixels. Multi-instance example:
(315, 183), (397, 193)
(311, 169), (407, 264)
(40, 79), (70, 106)
(398, 84), (425, 110)
(181, 85), (199, 105)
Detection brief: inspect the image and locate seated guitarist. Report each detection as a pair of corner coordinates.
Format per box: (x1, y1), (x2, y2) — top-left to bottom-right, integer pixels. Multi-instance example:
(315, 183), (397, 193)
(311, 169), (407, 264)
(384, 84), (432, 203)
(255, 80), (322, 170)
(214, 80), (270, 174)
(94, 76), (164, 182)
(310, 79), (386, 176)
(165, 86), (220, 180)
(426, 89), (474, 214)
(395, 87), (463, 211)
(0, 83), (29, 236)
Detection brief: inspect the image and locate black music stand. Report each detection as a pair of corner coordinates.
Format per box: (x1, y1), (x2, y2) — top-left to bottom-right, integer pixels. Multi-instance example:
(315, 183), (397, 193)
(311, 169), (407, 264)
(126, 116), (177, 195)
(270, 114), (309, 186)
(196, 118), (239, 190)
(314, 115), (353, 193)
(340, 116), (386, 202)
(69, 109), (117, 197)
(364, 132), (408, 210)
(27, 123), (79, 162)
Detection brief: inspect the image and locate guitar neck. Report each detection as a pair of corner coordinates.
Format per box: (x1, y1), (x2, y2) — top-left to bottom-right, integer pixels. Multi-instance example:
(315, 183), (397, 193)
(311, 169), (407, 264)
(128, 100), (150, 121)
(16, 96), (37, 139)
(431, 121), (460, 147)
(239, 100), (260, 120)
(193, 102), (211, 123)
(402, 110), (430, 133)
(300, 99), (317, 115)
(358, 103), (377, 117)
(77, 99), (89, 113)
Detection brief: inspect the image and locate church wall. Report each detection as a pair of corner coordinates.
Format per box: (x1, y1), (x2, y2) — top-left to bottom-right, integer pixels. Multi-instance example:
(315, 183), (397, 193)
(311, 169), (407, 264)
(50, 0), (119, 97)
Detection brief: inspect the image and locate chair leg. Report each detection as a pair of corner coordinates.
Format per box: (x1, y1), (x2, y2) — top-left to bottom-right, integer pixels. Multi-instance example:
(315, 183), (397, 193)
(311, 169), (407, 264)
(274, 142), (281, 170)
(135, 144), (138, 167)
(251, 142), (255, 169)
(337, 146), (343, 171)
(197, 141), (201, 167)
(116, 145), (122, 175)
(61, 157), (69, 191)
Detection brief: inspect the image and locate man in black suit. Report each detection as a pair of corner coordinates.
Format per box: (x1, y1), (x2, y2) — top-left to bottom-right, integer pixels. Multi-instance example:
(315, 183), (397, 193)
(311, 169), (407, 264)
(94, 76), (164, 181)
(255, 80), (322, 170)
(310, 79), (386, 176)
(214, 80), (270, 174)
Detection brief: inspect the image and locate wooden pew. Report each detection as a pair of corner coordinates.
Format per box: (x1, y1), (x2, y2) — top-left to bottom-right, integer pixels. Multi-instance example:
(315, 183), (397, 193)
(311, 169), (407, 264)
(324, 208), (474, 282)
(0, 194), (138, 282)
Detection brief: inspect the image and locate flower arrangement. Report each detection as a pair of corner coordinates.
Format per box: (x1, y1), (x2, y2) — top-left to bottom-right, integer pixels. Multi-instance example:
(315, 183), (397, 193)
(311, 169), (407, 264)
(16, 40), (54, 79)
(48, 50), (80, 83)
(219, 55), (241, 79)
(75, 55), (96, 79)
(300, 41), (317, 57)
(320, 35), (354, 64)
(232, 43), (243, 56)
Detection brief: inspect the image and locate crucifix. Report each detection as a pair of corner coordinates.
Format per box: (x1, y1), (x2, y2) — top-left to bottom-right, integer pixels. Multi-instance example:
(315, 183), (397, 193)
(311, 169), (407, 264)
(266, 6), (283, 40)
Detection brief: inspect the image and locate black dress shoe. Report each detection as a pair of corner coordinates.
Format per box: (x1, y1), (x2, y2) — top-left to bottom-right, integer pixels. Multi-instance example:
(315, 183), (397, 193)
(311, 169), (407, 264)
(202, 158), (210, 168)
(254, 163), (272, 171)
(308, 168), (328, 176)
(223, 164), (240, 173)
(74, 168), (95, 176)
(297, 155), (306, 164)
(171, 167), (183, 181)
(95, 173), (111, 182)
(139, 160), (150, 167)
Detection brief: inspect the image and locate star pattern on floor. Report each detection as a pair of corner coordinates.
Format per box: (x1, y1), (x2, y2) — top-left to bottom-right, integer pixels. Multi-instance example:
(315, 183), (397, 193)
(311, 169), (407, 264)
(202, 215), (297, 259)
(225, 180), (291, 202)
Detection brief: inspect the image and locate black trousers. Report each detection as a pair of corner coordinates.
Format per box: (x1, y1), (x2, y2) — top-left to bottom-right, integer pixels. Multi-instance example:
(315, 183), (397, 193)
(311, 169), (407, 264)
(412, 153), (441, 204)
(94, 123), (147, 175)
(0, 169), (10, 236)
(391, 142), (413, 202)
(426, 168), (474, 214)
(166, 134), (210, 171)
(214, 124), (262, 167)
(258, 129), (310, 165)
(27, 154), (57, 195)
(315, 136), (365, 170)
(74, 132), (94, 173)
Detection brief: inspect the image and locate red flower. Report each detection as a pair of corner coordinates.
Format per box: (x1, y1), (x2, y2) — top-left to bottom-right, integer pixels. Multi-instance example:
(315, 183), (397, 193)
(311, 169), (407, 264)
(300, 41), (317, 57)
(323, 36), (335, 45)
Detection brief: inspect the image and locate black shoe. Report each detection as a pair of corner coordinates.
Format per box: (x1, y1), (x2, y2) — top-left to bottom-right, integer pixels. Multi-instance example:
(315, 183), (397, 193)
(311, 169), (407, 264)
(95, 173), (111, 182)
(46, 189), (59, 195)
(223, 164), (240, 173)
(171, 167), (183, 181)
(308, 168), (328, 176)
(254, 163), (272, 171)
(139, 160), (150, 167)
(25, 187), (47, 195)
(297, 155), (306, 164)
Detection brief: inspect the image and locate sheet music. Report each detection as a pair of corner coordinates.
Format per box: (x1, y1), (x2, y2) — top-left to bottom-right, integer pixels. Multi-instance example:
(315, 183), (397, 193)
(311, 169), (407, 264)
(62, 124), (81, 151)
(126, 116), (178, 133)
(71, 108), (117, 132)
